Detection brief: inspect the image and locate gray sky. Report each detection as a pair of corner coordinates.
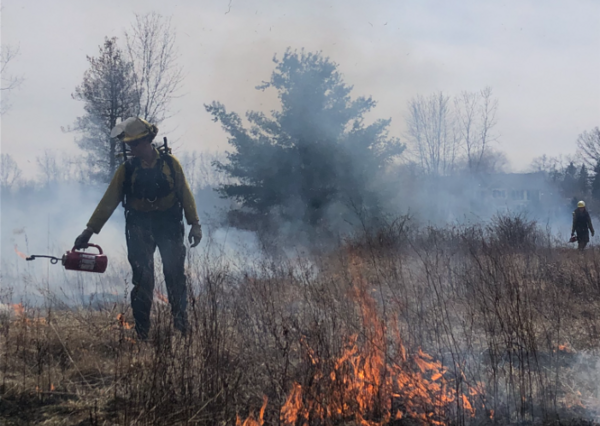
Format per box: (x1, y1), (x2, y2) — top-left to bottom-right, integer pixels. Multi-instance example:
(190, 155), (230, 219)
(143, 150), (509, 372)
(2, 0), (599, 177)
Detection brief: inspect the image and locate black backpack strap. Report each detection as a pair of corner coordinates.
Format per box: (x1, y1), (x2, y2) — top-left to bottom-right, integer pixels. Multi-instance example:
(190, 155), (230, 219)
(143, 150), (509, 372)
(161, 152), (177, 193)
(122, 157), (139, 209)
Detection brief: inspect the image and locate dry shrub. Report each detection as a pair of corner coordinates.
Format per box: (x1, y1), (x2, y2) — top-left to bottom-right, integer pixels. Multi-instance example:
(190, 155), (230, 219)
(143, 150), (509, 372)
(487, 212), (544, 250)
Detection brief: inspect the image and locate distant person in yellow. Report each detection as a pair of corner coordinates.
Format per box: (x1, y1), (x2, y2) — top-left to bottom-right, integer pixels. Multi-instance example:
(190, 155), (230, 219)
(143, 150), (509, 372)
(74, 117), (202, 339)
(572, 200), (594, 251)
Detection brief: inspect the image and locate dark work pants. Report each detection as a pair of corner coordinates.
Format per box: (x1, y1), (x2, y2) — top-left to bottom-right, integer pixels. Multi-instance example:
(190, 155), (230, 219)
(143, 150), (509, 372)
(577, 228), (590, 251)
(125, 205), (188, 339)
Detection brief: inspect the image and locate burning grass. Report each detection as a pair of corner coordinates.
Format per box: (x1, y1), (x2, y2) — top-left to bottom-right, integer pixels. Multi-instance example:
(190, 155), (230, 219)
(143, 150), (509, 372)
(267, 261), (479, 426)
(2, 219), (600, 425)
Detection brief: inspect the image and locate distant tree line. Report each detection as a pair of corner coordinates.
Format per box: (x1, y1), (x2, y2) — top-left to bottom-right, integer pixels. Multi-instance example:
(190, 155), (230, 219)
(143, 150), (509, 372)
(5, 21), (600, 234)
(528, 127), (600, 208)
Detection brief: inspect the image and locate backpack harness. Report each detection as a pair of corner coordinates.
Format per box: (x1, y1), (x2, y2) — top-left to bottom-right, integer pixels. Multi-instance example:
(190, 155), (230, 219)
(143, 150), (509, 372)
(574, 208), (591, 232)
(122, 140), (177, 210)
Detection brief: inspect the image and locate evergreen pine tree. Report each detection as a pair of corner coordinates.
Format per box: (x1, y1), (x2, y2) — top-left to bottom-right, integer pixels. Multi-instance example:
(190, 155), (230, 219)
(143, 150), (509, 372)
(72, 37), (139, 182)
(562, 162), (578, 196)
(578, 164), (590, 196)
(206, 49), (405, 229)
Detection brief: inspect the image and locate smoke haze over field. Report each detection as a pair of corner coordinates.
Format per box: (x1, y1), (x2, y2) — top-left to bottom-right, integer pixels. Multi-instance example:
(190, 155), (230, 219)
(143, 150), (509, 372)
(1, 0), (599, 301)
(4, 5), (600, 424)
(1, 0), (599, 175)
(0, 183), (251, 301)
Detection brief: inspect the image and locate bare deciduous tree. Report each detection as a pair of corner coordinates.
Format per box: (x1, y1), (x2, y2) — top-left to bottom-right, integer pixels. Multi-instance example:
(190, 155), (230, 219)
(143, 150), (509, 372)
(178, 151), (229, 192)
(36, 150), (60, 186)
(454, 86), (498, 173)
(530, 154), (555, 173)
(0, 153), (22, 190)
(1, 44), (24, 114)
(576, 127), (600, 168)
(407, 87), (499, 177)
(529, 154), (575, 175)
(35, 150), (85, 185)
(125, 12), (184, 125)
(405, 92), (459, 176)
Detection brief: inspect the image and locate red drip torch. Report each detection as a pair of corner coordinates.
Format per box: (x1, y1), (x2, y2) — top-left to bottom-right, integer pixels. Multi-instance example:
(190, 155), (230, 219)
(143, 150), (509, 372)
(26, 244), (108, 273)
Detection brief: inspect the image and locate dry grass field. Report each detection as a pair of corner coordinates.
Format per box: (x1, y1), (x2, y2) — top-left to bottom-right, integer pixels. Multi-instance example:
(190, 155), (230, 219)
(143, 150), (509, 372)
(2, 217), (600, 425)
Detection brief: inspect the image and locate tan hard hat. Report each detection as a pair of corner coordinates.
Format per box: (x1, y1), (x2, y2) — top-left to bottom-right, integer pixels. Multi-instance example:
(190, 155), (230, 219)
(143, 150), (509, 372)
(110, 117), (158, 143)
(578, 200), (586, 208)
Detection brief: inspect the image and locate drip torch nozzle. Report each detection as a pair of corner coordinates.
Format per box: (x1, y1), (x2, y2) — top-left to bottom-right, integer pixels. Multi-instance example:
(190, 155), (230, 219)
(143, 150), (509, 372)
(26, 255), (61, 264)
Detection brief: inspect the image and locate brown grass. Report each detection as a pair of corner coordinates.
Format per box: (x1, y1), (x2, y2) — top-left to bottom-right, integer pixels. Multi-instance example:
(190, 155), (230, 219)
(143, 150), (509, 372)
(2, 218), (600, 425)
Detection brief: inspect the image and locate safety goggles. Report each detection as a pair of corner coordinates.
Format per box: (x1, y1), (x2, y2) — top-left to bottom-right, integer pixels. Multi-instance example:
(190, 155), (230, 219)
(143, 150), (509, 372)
(127, 139), (144, 148)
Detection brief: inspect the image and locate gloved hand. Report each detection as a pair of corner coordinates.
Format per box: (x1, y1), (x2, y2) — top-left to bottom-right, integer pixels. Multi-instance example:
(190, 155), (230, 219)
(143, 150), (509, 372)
(74, 227), (94, 249)
(188, 223), (202, 248)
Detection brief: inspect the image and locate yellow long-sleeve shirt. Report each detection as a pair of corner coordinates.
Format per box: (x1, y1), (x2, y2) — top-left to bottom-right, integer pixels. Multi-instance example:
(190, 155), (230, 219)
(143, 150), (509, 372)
(86, 150), (200, 233)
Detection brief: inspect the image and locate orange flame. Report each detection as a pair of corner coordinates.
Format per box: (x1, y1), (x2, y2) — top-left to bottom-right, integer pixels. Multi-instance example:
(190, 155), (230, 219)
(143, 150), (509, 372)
(236, 396), (268, 426)
(10, 303), (46, 326)
(14, 245), (27, 260)
(117, 313), (133, 330)
(12, 303), (25, 317)
(280, 384), (304, 424)
(238, 249), (479, 426)
(154, 290), (169, 304)
(557, 343), (574, 353)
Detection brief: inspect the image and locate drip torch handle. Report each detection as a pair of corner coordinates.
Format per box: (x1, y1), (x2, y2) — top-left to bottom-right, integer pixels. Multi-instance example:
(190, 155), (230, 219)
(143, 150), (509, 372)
(71, 243), (103, 254)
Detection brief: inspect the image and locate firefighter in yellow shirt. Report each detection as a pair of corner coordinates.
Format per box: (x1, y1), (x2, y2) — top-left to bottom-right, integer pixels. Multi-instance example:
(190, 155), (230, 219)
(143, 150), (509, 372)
(74, 117), (202, 339)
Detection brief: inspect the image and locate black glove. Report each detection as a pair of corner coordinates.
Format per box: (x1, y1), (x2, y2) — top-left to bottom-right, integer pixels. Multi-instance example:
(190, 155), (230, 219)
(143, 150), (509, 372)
(74, 228), (93, 249)
(188, 223), (202, 248)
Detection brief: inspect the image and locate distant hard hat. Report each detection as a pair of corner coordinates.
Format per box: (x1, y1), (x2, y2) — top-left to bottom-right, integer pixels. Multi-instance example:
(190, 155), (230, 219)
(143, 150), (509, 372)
(110, 117), (158, 144)
(578, 200), (586, 208)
